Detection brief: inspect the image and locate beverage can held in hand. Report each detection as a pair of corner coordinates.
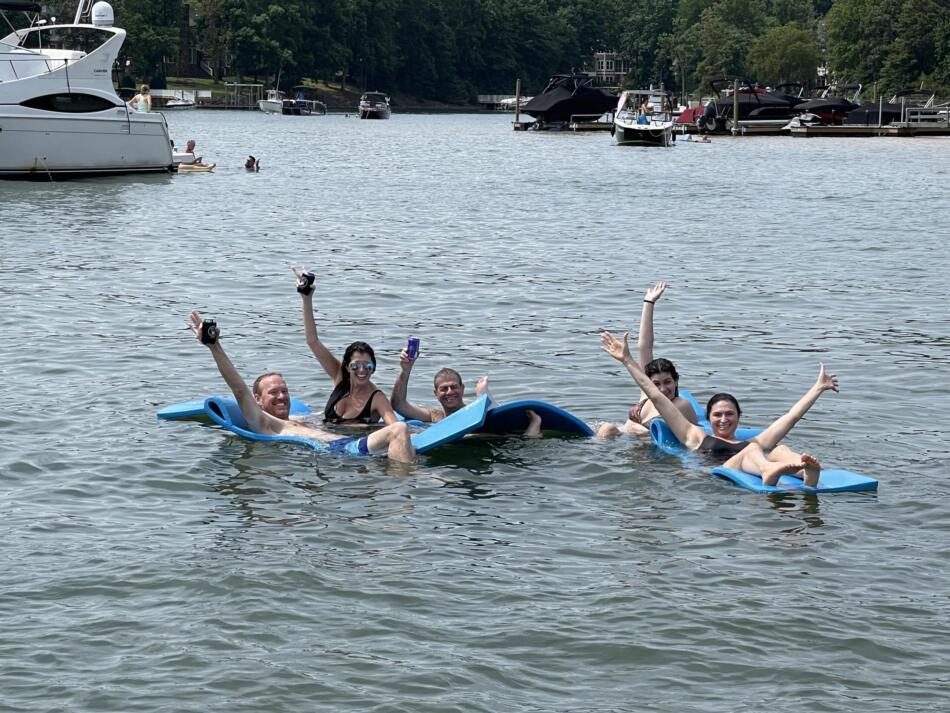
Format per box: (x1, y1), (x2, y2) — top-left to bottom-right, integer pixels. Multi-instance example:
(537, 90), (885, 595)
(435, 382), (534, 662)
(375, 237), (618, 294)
(407, 337), (420, 360)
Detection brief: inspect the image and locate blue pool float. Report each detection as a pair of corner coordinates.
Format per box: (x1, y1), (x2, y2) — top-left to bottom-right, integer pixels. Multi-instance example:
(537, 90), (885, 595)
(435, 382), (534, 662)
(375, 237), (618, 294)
(480, 400), (593, 436)
(157, 394), (491, 455)
(649, 418), (878, 493)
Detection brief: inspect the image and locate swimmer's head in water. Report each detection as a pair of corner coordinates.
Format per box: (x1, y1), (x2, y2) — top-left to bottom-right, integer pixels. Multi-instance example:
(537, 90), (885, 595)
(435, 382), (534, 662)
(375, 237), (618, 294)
(433, 368), (464, 411)
(645, 358), (680, 398)
(253, 372), (290, 419)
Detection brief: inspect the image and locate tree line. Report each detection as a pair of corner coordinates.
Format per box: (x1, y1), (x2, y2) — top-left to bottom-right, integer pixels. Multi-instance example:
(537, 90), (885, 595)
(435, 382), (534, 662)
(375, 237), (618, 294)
(42, 0), (950, 99)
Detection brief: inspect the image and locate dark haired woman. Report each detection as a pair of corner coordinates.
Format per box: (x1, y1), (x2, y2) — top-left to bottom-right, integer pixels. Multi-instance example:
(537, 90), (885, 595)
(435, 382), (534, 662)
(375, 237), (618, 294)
(601, 331), (838, 487)
(597, 282), (698, 438)
(294, 269), (414, 460)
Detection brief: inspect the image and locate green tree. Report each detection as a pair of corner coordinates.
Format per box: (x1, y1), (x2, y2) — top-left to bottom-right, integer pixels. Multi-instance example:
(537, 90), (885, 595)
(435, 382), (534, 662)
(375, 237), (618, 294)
(113, 0), (183, 83)
(618, 0), (677, 87)
(747, 22), (819, 85)
(826, 0), (900, 88)
(879, 0), (950, 91)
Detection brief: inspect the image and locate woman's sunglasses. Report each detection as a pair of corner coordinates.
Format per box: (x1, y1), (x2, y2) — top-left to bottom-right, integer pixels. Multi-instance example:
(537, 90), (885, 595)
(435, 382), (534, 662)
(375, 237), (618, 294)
(348, 360), (376, 372)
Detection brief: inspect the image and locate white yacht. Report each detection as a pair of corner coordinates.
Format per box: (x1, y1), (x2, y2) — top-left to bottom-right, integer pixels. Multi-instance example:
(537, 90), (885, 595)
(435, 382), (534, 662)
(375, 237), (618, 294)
(0, 0), (173, 178)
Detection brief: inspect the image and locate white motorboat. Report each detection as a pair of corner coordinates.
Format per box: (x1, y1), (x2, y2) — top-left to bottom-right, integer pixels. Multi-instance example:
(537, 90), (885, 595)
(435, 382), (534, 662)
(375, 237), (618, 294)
(164, 98), (196, 110)
(0, 0), (174, 178)
(612, 89), (675, 147)
(258, 87), (325, 116)
(258, 89), (285, 114)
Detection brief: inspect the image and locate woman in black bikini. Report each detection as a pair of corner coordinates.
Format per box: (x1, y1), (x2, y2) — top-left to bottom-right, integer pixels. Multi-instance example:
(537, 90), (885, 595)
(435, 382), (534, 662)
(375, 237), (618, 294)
(294, 269), (401, 428)
(600, 330), (839, 487)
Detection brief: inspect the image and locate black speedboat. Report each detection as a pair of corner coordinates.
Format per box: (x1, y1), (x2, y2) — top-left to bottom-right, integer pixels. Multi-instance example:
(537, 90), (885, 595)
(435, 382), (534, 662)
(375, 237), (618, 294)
(697, 78), (806, 132)
(844, 89), (938, 125)
(794, 84), (862, 125)
(521, 74), (617, 129)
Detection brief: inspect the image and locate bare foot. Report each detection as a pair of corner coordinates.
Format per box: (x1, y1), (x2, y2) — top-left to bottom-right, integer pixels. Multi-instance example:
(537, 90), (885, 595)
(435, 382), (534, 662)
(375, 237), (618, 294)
(800, 453), (821, 487)
(524, 409), (542, 438)
(761, 461), (804, 486)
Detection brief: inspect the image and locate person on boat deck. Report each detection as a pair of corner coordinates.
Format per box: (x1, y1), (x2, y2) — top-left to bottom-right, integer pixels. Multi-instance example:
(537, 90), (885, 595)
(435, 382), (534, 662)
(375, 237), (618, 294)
(638, 98), (650, 123)
(390, 348), (542, 436)
(600, 330), (839, 487)
(294, 268), (407, 431)
(129, 84), (151, 113)
(188, 310), (416, 463)
(596, 282), (698, 439)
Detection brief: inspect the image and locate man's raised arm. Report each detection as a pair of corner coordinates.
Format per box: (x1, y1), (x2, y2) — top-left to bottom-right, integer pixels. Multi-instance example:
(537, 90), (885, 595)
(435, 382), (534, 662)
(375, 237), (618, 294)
(390, 348), (436, 422)
(189, 310), (276, 434)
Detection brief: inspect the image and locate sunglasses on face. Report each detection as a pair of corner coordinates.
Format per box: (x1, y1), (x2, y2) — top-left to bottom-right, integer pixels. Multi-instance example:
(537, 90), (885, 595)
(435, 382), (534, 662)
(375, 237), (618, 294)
(348, 360), (376, 372)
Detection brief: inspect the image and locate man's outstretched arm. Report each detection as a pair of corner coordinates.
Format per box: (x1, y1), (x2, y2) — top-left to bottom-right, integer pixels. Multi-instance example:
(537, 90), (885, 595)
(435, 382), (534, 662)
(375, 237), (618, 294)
(189, 310), (277, 434)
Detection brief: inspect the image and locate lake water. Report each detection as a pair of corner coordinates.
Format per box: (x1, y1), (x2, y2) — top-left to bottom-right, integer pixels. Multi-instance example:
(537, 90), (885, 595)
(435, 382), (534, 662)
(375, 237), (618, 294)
(1, 111), (949, 712)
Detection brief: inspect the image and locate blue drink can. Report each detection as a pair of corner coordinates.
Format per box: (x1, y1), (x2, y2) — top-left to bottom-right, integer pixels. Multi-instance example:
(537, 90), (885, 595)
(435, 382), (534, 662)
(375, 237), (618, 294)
(407, 337), (420, 360)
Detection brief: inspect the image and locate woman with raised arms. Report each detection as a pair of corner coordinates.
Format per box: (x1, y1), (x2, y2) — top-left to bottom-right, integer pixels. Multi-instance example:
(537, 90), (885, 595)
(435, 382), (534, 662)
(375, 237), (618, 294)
(597, 282), (698, 438)
(295, 268), (400, 428)
(600, 330), (839, 487)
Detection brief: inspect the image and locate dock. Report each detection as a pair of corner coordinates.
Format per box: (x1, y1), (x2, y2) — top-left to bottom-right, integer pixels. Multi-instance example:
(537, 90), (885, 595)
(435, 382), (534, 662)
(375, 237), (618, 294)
(790, 123), (950, 137)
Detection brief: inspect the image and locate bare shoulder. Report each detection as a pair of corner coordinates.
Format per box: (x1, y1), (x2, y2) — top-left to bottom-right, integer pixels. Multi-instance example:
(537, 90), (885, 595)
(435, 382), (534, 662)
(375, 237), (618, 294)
(674, 396), (699, 423)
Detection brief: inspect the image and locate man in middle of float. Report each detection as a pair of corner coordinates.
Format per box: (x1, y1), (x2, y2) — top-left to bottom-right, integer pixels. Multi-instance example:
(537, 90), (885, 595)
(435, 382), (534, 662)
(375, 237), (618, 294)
(389, 347), (541, 435)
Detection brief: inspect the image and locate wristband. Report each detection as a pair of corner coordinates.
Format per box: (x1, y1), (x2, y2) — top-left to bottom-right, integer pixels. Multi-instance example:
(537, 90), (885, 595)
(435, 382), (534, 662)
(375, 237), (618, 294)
(644, 299), (656, 304)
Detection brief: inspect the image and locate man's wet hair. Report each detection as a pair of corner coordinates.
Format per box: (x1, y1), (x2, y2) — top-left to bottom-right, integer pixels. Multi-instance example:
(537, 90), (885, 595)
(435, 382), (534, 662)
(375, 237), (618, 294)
(433, 368), (462, 388)
(252, 372), (284, 397)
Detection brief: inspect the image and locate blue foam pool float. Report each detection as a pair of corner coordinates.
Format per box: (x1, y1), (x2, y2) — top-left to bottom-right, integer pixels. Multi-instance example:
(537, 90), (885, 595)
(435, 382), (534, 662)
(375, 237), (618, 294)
(480, 400), (593, 436)
(649, 419), (878, 493)
(157, 394), (490, 455)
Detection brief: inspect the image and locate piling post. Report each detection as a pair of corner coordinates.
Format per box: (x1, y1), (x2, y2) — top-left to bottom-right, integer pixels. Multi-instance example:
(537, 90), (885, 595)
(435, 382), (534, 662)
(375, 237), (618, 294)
(515, 78), (521, 125)
(878, 95), (883, 128)
(732, 80), (739, 135)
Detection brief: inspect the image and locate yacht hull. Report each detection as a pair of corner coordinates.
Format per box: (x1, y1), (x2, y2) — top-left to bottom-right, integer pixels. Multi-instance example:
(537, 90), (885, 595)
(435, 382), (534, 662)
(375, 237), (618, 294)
(0, 109), (173, 177)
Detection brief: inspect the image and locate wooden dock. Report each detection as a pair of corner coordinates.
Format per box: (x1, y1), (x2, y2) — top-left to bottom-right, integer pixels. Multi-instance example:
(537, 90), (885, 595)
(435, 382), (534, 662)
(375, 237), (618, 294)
(790, 123), (950, 137)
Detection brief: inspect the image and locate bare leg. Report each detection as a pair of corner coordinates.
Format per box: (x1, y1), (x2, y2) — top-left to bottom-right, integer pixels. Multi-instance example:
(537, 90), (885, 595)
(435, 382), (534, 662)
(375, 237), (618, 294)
(524, 409), (542, 437)
(724, 443), (805, 486)
(366, 421), (416, 464)
(596, 422), (621, 439)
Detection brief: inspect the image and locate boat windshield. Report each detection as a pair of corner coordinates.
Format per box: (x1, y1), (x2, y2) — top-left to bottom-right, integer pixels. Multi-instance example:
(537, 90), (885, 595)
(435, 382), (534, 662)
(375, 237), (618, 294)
(16, 25), (113, 53)
(362, 93), (387, 102)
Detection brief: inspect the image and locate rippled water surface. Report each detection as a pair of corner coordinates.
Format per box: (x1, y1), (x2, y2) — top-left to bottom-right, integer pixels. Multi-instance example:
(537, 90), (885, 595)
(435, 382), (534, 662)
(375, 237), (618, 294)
(2, 112), (949, 712)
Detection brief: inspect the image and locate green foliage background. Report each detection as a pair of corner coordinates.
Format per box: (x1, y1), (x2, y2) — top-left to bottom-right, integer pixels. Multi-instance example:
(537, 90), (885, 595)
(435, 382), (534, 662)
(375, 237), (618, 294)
(51, 0), (950, 98)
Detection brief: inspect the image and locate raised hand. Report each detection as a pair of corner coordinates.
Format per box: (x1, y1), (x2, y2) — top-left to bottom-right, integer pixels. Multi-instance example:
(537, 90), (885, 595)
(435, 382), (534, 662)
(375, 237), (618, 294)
(291, 265), (315, 296)
(189, 310), (219, 346)
(643, 281), (668, 304)
(600, 331), (632, 364)
(189, 310), (204, 342)
(816, 363), (839, 393)
(398, 348), (414, 371)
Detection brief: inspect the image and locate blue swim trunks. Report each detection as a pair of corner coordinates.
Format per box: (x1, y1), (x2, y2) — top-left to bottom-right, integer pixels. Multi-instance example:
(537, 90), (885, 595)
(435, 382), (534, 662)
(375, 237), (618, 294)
(327, 435), (370, 456)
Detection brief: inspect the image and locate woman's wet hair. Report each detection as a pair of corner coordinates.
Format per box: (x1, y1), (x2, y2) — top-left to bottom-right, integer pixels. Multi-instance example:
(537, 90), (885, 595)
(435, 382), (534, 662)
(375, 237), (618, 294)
(645, 358), (680, 396)
(705, 393), (742, 420)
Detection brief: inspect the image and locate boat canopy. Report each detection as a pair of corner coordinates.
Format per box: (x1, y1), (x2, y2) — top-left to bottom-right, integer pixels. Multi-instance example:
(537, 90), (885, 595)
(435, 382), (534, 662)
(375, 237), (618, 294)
(0, 0), (41, 11)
